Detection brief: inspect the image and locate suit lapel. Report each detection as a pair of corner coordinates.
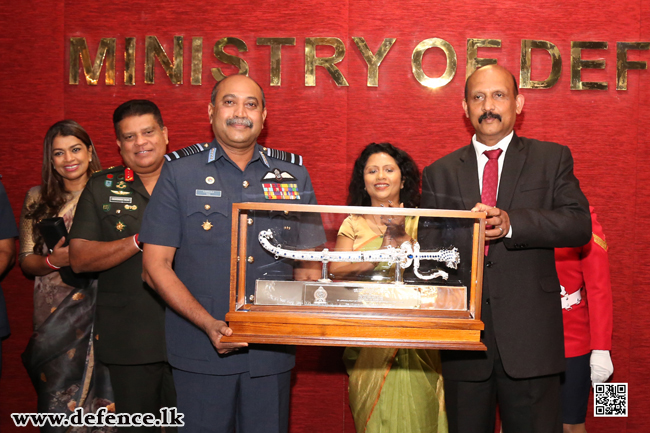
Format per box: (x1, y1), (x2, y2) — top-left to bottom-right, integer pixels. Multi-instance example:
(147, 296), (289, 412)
(457, 143), (481, 210)
(496, 133), (526, 210)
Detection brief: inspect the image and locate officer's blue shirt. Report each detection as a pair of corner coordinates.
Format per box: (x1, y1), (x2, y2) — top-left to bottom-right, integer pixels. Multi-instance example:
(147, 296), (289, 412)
(0, 180), (17, 338)
(140, 140), (324, 376)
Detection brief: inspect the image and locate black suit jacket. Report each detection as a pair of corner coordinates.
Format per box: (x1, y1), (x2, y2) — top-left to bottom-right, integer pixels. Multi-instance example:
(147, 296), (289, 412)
(421, 134), (591, 380)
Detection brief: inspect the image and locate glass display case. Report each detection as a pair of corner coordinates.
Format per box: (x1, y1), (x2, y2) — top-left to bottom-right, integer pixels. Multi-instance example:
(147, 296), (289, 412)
(223, 203), (487, 350)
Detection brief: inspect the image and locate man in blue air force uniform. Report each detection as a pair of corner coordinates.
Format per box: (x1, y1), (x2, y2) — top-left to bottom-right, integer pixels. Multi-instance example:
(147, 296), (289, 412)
(140, 74), (323, 433)
(0, 178), (18, 377)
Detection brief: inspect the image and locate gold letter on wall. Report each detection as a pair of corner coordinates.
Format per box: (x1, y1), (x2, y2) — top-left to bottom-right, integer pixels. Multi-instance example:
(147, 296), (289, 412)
(466, 39), (501, 78)
(520, 40), (562, 89)
(69, 37), (116, 85)
(124, 37), (136, 85)
(305, 37), (349, 86)
(145, 36), (183, 85)
(257, 38), (296, 86)
(212, 37), (249, 81)
(191, 37), (203, 85)
(411, 38), (457, 89)
(570, 41), (608, 90)
(616, 42), (649, 90)
(352, 37), (396, 87)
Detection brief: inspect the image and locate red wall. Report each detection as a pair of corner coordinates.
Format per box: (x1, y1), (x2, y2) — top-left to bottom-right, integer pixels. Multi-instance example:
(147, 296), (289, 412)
(1, 1), (649, 431)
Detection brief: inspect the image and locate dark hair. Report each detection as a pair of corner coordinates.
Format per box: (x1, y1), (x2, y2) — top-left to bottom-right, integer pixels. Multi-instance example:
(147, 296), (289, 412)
(464, 66), (519, 101)
(113, 99), (164, 137)
(26, 120), (101, 253)
(347, 143), (420, 208)
(210, 74), (266, 108)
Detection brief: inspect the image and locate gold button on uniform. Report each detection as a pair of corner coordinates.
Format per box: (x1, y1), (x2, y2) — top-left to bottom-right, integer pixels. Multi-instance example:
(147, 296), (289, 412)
(242, 180), (249, 188)
(247, 256), (254, 263)
(284, 210), (289, 215)
(116, 209), (121, 214)
(247, 218), (253, 225)
(204, 204), (211, 210)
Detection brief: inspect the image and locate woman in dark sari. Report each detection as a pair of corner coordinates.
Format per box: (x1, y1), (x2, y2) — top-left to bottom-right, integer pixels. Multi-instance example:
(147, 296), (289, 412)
(19, 120), (115, 431)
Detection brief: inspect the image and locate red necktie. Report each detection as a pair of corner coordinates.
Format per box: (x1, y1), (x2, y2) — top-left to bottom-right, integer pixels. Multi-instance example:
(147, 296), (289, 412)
(482, 148), (503, 255)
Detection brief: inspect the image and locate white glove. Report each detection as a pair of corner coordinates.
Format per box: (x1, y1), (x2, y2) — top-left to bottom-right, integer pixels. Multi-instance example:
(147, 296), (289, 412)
(590, 350), (614, 386)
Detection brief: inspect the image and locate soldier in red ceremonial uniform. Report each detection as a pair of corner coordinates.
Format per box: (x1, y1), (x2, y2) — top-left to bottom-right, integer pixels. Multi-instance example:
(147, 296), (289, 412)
(555, 206), (613, 433)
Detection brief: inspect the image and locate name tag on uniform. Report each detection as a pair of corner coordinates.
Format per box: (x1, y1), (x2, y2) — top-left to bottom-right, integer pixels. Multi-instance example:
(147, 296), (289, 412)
(109, 196), (132, 203)
(196, 189), (222, 197)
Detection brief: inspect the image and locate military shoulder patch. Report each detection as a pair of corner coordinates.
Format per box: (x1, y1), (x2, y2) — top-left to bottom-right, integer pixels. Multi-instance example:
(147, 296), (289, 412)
(165, 143), (211, 162)
(593, 233), (608, 251)
(262, 147), (303, 166)
(91, 165), (124, 178)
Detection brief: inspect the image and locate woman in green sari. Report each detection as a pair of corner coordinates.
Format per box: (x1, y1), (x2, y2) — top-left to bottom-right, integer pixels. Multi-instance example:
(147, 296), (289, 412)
(330, 142), (447, 433)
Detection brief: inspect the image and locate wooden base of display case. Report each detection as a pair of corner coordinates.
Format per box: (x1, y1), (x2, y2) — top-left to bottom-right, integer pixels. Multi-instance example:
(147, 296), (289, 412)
(223, 310), (486, 350)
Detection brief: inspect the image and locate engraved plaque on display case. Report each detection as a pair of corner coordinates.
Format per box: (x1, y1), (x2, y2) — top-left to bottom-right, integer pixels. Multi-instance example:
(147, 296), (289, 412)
(255, 280), (467, 310)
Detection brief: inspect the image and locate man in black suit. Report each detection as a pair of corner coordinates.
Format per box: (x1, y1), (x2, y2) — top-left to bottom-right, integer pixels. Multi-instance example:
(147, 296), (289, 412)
(421, 65), (591, 433)
(70, 100), (175, 432)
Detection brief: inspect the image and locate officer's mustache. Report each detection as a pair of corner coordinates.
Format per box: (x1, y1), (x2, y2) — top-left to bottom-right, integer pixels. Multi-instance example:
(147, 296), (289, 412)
(478, 112), (502, 123)
(227, 117), (253, 128)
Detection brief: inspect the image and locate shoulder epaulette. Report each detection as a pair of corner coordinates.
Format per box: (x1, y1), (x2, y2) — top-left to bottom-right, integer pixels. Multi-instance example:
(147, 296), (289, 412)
(165, 143), (211, 162)
(91, 165), (124, 177)
(593, 233), (608, 251)
(263, 147), (303, 166)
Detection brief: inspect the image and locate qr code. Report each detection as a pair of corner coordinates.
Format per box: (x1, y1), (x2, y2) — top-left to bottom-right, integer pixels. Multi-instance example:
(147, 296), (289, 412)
(594, 383), (628, 417)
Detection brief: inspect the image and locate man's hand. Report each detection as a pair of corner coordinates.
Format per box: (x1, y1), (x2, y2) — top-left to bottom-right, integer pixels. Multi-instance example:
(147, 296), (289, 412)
(144, 243), (248, 355)
(472, 203), (510, 241)
(70, 237), (140, 273)
(48, 237), (70, 268)
(205, 319), (248, 355)
(0, 237), (15, 277)
(590, 350), (614, 386)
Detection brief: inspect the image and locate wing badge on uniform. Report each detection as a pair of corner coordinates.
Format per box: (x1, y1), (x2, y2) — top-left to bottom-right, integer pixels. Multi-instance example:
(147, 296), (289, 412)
(110, 190), (132, 196)
(261, 168), (296, 182)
